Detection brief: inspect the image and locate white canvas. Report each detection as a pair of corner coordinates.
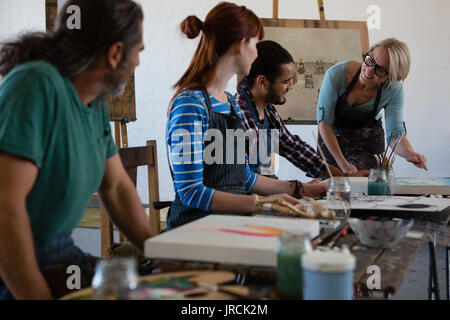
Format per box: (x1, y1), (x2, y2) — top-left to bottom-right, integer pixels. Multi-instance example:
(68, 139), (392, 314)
(144, 215), (319, 268)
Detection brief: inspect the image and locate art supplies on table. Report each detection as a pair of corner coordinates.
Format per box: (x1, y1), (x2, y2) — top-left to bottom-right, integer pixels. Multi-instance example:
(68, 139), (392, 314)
(393, 177), (450, 195)
(144, 215), (320, 268)
(319, 219), (341, 230)
(61, 270), (248, 300)
(318, 195), (450, 212)
(302, 248), (356, 300)
(324, 177), (450, 196)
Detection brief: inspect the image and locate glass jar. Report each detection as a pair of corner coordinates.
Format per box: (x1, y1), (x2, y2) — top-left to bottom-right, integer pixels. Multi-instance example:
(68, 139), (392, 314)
(387, 168), (396, 195)
(368, 169), (388, 196)
(276, 231), (312, 299)
(327, 177), (351, 220)
(91, 258), (139, 300)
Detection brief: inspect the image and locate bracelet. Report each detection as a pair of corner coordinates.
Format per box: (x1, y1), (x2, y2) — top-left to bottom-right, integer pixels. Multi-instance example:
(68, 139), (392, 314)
(289, 180), (304, 199)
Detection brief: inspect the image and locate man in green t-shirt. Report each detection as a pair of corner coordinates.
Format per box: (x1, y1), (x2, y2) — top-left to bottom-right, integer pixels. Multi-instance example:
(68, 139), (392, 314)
(0, 0), (152, 299)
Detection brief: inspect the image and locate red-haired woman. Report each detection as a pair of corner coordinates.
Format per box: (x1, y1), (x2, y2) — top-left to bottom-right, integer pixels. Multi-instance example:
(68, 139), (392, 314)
(166, 2), (327, 229)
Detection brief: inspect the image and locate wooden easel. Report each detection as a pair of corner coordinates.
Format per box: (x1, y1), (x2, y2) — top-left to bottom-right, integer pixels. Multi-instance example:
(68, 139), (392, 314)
(100, 77), (137, 255)
(268, 0), (326, 174)
(272, 0), (326, 20)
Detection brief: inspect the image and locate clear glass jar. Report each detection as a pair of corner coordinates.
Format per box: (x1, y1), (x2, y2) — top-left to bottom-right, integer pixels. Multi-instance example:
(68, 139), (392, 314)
(91, 258), (139, 300)
(387, 168), (395, 195)
(327, 177), (351, 220)
(276, 231), (312, 299)
(368, 169), (388, 195)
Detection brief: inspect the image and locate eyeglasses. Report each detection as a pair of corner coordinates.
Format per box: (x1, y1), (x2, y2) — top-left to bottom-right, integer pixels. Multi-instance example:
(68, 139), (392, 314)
(363, 53), (389, 78)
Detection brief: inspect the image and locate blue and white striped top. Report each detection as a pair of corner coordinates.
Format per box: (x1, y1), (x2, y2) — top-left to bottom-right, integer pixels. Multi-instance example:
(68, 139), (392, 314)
(166, 89), (258, 211)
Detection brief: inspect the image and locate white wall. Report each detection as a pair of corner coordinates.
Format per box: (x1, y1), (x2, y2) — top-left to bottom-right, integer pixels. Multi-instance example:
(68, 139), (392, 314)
(0, 0), (45, 42)
(134, 0), (450, 203)
(1, 0), (449, 204)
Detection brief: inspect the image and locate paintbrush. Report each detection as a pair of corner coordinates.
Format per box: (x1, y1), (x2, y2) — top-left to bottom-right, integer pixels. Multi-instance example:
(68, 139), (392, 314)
(313, 130), (349, 216)
(374, 154), (380, 168)
(381, 132), (393, 171)
(311, 223), (346, 247)
(388, 153), (397, 169)
(326, 222), (349, 248)
(195, 282), (254, 300)
(385, 135), (403, 170)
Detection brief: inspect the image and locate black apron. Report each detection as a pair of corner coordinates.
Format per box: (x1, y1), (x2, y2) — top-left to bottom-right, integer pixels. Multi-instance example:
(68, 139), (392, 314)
(318, 68), (385, 170)
(167, 90), (248, 230)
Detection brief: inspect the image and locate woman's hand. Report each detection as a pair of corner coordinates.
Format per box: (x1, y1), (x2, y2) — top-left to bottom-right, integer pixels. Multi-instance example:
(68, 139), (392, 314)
(406, 152), (428, 170)
(303, 182), (328, 198)
(339, 161), (358, 175)
(262, 193), (303, 205)
(348, 169), (370, 177)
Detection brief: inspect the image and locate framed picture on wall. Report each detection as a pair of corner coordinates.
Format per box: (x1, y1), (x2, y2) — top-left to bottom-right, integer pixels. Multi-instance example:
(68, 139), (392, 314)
(261, 18), (369, 124)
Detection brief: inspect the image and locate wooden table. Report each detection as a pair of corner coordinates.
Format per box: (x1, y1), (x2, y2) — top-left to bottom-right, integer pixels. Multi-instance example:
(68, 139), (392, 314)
(146, 201), (450, 300)
(147, 223), (425, 299)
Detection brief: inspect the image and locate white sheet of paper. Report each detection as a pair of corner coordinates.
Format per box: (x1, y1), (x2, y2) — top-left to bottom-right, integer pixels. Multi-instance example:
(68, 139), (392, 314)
(318, 196), (450, 212)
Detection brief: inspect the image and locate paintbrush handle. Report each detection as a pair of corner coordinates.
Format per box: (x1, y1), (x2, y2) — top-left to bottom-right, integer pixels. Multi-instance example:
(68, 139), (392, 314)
(326, 223), (349, 248)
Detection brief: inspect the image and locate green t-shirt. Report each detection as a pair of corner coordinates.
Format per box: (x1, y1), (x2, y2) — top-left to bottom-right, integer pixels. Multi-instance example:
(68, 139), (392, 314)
(0, 61), (118, 242)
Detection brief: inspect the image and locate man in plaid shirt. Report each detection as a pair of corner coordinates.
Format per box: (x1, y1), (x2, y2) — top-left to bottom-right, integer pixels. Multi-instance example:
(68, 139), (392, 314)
(235, 40), (344, 178)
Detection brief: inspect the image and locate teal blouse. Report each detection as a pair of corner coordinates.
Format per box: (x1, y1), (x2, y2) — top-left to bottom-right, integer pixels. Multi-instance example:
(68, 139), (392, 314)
(316, 61), (407, 141)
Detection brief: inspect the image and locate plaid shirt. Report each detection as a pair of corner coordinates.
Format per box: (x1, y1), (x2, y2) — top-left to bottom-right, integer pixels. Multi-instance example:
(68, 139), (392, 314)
(235, 82), (326, 178)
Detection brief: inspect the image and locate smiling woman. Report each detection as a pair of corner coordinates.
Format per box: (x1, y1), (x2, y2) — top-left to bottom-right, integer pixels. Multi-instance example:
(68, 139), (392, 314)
(316, 37), (427, 174)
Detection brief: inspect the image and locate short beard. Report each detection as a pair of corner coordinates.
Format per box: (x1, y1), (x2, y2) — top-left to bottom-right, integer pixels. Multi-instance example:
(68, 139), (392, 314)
(265, 84), (287, 105)
(103, 60), (131, 97)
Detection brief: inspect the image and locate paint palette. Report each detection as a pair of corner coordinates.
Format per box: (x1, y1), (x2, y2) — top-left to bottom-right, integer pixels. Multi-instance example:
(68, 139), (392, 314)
(60, 271), (242, 300)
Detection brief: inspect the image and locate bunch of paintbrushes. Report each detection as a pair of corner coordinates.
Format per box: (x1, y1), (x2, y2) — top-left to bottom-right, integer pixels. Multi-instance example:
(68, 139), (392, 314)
(253, 194), (336, 219)
(373, 134), (403, 181)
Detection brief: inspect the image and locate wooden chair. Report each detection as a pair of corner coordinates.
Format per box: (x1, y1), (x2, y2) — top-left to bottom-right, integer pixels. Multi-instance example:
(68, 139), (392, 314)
(100, 140), (161, 257)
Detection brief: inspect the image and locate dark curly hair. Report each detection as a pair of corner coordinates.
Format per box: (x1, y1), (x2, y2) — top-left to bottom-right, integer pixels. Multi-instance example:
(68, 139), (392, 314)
(0, 0), (143, 78)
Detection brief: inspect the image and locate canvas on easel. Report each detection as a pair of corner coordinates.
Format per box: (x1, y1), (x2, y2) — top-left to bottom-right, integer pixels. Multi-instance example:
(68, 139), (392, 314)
(261, 18), (369, 124)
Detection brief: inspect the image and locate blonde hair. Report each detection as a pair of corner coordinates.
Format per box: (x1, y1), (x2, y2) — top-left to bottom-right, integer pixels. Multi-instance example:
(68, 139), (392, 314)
(369, 38), (410, 86)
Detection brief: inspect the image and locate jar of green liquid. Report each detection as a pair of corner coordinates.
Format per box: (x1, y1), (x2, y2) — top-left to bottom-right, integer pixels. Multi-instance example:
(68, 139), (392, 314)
(368, 169), (388, 195)
(276, 231), (312, 299)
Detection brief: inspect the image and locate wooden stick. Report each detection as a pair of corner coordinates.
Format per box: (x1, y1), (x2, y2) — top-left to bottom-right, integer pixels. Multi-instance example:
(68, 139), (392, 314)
(388, 153), (397, 169)
(317, 0), (325, 20)
(313, 131), (349, 216)
(381, 132), (393, 170)
(311, 226), (344, 247)
(326, 222), (349, 248)
(386, 135), (403, 170)
(272, 0), (278, 19)
(354, 248), (385, 286)
(313, 131), (333, 178)
(374, 154), (380, 168)
(196, 282), (253, 300)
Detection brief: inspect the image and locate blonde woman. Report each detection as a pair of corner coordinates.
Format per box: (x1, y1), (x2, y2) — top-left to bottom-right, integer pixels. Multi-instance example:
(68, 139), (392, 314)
(317, 38), (427, 174)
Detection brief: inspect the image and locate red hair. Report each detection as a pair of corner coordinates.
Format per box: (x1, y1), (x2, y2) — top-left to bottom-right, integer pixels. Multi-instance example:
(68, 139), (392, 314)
(172, 2), (264, 99)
